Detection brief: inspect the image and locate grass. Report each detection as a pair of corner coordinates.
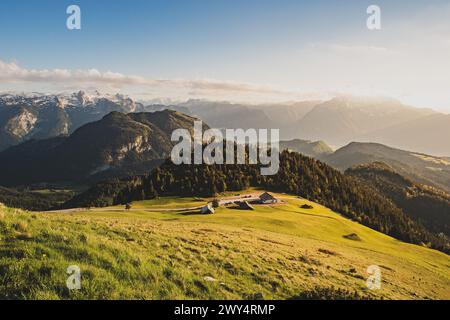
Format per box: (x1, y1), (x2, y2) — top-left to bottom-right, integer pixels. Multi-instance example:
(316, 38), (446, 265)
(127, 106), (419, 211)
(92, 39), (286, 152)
(125, 196), (206, 209)
(0, 193), (449, 300)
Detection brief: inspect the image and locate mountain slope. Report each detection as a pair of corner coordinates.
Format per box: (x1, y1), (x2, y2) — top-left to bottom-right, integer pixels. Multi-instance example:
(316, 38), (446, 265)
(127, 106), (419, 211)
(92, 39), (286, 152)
(174, 100), (320, 139)
(0, 92), (145, 151)
(0, 105), (39, 150)
(3, 93), (448, 156)
(360, 114), (450, 156)
(176, 100), (276, 130)
(175, 96), (448, 155)
(296, 96), (437, 147)
(279, 139), (333, 158)
(1, 196), (449, 299)
(0, 110), (206, 186)
(323, 142), (450, 193)
(65, 150), (450, 253)
(346, 162), (450, 237)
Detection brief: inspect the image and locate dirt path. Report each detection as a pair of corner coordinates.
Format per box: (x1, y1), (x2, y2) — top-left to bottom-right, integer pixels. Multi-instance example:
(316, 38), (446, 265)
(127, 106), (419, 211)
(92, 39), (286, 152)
(46, 206), (205, 214)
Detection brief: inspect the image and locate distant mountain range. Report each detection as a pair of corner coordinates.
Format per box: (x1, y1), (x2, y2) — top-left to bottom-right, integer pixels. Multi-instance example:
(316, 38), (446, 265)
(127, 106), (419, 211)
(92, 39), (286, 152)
(156, 96), (450, 156)
(295, 96), (437, 147)
(0, 109), (205, 186)
(163, 96), (450, 156)
(1, 92), (449, 156)
(322, 142), (450, 193)
(359, 113), (450, 156)
(1, 92), (449, 192)
(174, 99), (320, 137)
(279, 139), (333, 158)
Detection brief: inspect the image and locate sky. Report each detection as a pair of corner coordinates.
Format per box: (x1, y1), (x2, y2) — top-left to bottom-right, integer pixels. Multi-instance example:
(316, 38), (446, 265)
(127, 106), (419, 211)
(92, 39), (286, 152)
(0, 0), (449, 112)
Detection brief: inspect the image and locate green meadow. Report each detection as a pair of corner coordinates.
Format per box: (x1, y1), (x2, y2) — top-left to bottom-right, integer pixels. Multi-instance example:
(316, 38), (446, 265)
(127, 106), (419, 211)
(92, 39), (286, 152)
(0, 193), (449, 300)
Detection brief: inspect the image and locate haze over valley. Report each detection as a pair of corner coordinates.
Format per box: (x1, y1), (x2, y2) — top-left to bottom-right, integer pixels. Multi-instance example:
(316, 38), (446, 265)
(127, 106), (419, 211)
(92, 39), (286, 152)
(1, 92), (449, 156)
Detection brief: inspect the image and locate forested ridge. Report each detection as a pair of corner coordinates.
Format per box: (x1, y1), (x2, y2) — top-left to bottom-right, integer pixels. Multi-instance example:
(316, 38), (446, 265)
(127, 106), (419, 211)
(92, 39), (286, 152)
(64, 150), (450, 253)
(347, 162), (450, 237)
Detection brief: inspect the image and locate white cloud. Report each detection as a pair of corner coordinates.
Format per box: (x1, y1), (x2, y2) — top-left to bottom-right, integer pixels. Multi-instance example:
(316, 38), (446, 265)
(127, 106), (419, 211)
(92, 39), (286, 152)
(0, 59), (294, 99)
(0, 60), (147, 86)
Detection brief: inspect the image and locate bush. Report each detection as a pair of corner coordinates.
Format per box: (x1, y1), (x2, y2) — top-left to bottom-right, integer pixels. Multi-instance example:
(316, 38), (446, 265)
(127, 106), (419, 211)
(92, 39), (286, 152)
(343, 233), (362, 241)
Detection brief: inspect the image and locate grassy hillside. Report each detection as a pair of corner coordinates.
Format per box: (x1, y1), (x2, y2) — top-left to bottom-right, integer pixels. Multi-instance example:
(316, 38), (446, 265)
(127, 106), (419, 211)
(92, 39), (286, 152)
(0, 194), (449, 300)
(70, 151), (448, 252)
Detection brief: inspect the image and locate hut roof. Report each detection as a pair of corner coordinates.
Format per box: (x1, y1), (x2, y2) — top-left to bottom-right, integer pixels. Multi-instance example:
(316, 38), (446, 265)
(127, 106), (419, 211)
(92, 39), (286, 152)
(238, 201), (255, 210)
(259, 192), (276, 201)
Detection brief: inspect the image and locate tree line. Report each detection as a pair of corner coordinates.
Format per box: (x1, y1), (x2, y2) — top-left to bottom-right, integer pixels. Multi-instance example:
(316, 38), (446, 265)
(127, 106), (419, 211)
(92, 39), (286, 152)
(65, 150), (450, 253)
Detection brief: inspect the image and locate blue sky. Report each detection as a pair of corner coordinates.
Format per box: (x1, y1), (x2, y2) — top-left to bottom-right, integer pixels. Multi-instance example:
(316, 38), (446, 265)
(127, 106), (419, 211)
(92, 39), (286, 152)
(0, 0), (374, 73)
(0, 0), (449, 111)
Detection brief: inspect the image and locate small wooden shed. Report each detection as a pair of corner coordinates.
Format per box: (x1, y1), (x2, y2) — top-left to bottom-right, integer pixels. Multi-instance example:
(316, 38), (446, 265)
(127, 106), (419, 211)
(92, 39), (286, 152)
(259, 192), (277, 204)
(200, 204), (215, 214)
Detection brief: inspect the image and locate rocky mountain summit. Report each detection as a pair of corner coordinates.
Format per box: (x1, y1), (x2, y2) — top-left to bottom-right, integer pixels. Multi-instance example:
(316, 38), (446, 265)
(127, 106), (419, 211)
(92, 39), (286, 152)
(0, 91), (145, 151)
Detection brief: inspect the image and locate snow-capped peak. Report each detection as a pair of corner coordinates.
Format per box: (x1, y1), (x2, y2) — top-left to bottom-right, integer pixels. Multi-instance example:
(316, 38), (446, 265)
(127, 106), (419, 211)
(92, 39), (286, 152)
(0, 91), (140, 112)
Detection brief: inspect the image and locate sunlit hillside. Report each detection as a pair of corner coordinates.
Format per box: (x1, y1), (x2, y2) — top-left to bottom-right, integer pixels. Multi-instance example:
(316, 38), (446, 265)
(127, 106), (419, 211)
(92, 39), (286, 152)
(0, 193), (449, 300)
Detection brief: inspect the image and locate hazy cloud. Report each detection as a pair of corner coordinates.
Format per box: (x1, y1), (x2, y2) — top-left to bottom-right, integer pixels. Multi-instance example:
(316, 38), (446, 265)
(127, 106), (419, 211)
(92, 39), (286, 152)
(0, 59), (292, 98)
